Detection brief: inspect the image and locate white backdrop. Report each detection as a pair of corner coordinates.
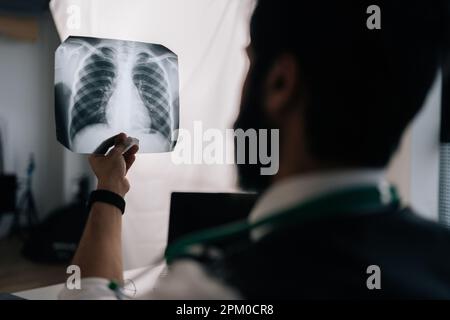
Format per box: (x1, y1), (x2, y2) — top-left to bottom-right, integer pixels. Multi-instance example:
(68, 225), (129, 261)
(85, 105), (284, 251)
(50, 0), (255, 269)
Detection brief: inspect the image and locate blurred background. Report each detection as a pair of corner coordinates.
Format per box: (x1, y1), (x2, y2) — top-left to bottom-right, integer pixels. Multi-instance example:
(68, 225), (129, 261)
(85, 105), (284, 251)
(0, 0), (444, 294)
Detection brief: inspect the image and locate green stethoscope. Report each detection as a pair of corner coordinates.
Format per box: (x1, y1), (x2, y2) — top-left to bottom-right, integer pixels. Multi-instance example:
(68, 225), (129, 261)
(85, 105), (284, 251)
(165, 183), (401, 264)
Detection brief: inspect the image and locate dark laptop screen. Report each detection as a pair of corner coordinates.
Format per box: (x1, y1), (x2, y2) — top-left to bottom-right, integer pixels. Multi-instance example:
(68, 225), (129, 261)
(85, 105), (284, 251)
(167, 192), (258, 245)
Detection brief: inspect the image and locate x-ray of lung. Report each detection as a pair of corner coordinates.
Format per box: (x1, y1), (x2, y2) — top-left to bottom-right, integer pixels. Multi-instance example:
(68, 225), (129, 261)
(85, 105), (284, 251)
(55, 36), (179, 154)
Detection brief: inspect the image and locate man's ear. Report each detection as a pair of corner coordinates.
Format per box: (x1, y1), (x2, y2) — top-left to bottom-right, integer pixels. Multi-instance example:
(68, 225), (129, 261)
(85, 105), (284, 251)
(263, 53), (300, 123)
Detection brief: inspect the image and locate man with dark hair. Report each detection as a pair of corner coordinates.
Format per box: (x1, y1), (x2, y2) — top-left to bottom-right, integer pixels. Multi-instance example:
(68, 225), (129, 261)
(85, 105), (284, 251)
(61, 0), (450, 299)
(236, 0), (448, 190)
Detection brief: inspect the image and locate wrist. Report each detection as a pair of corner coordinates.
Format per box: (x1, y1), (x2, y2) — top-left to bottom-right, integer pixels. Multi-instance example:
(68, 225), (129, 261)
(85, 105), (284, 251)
(97, 181), (128, 198)
(88, 190), (126, 215)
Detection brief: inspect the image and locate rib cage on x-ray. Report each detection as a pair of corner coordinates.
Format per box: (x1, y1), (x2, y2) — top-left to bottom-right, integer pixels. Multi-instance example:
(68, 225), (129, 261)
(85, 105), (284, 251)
(133, 52), (172, 140)
(56, 37), (179, 153)
(70, 46), (117, 141)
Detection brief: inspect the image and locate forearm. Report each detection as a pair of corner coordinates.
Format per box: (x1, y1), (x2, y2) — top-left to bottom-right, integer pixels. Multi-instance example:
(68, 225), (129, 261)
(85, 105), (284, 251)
(72, 202), (124, 284)
(71, 133), (137, 284)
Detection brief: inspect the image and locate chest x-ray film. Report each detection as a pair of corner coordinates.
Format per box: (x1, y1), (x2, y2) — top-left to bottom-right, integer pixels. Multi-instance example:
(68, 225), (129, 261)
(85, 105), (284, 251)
(55, 36), (179, 154)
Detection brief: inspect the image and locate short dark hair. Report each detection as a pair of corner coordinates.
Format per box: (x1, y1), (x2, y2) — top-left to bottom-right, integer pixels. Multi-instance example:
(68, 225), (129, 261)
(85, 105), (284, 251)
(250, 0), (449, 167)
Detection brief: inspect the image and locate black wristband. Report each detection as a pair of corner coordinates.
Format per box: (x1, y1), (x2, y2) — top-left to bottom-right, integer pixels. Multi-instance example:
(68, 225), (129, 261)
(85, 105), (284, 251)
(87, 190), (126, 215)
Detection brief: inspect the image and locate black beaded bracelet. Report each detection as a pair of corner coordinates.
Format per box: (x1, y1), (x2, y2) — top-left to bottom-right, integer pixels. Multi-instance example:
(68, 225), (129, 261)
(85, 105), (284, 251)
(87, 190), (126, 215)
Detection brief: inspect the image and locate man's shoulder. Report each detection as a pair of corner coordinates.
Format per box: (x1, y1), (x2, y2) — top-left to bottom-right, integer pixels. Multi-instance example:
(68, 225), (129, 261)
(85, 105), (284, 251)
(262, 207), (450, 253)
(223, 207), (450, 299)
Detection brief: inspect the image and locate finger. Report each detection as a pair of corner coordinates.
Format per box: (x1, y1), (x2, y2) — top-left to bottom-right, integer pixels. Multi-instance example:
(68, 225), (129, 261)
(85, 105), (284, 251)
(124, 145), (138, 171)
(125, 154), (136, 172)
(124, 144), (139, 158)
(115, 133), (127, 145)
(93, 135), (118, 155)
(107, 133), (129, 156)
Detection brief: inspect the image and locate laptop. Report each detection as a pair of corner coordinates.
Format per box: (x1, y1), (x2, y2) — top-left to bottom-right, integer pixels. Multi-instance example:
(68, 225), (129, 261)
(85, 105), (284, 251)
(167, 192), (258, 245)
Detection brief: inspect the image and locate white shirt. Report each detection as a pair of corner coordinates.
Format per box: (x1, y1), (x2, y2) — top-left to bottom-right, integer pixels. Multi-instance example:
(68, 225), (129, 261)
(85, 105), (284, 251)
(59, 169), (386, 300)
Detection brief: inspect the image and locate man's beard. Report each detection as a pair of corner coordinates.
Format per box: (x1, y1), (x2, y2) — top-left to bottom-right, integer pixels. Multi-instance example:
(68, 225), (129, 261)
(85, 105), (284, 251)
(233, 62), (273, 193)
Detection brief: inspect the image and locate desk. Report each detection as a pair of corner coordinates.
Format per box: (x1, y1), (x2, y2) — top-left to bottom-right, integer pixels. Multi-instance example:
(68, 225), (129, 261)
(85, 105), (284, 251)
(14, 263), (166, 300)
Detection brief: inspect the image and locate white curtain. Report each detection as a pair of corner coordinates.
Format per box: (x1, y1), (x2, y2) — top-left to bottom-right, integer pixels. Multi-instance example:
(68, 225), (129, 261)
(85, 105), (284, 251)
(50, 0), (255, 269)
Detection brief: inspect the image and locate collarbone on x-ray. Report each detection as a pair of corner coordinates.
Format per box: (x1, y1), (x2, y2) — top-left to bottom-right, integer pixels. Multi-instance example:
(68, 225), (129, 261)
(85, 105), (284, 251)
(55, 36), (180, 154)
